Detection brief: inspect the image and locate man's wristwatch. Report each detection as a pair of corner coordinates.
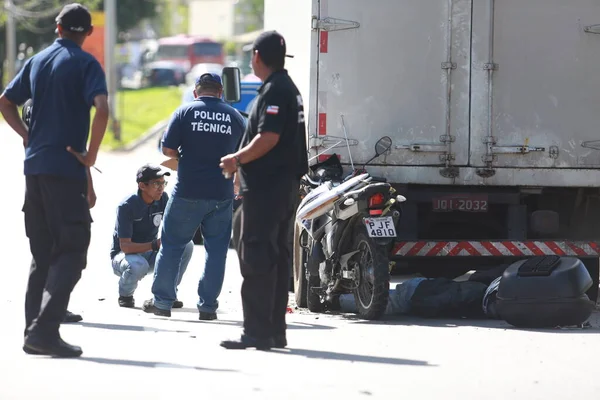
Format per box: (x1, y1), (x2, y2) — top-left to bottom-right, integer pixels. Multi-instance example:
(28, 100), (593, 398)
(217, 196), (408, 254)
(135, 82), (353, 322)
(234, 155), (242, 169)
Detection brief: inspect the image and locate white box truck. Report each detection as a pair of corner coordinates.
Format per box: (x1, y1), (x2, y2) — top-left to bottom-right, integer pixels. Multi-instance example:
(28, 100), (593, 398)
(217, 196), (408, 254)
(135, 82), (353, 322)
(265, 0), (600, 300)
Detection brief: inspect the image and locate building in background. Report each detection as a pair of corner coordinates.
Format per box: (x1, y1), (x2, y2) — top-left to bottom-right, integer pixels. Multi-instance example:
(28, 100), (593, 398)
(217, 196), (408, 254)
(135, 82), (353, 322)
(188, 0), (262, 40)
(188, 0), (237, 40)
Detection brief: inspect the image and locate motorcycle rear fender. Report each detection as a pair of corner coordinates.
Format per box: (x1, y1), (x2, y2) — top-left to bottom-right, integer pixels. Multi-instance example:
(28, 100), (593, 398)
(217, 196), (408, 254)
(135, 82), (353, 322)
(354, 183), (392, 210)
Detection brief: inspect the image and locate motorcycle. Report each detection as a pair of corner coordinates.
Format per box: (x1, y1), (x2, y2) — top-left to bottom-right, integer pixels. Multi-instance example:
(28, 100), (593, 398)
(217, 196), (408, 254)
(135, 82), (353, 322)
(293, 136), (406, 320)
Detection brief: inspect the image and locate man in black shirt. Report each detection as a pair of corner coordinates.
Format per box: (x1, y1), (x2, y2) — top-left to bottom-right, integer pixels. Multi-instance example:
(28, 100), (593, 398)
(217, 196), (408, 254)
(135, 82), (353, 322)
(220, 31), (308, 350)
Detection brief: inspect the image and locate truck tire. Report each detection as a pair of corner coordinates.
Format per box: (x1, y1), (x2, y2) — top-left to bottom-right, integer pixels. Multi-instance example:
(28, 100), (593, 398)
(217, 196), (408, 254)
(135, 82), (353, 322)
(352, 229), (390, 320)
(293, 223), (308, 307)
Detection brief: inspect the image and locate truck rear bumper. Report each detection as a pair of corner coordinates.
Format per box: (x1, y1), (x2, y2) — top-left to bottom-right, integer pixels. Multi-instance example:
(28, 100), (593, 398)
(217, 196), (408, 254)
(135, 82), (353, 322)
(392, 241), (600, 257)
(365, 166), (600, 188)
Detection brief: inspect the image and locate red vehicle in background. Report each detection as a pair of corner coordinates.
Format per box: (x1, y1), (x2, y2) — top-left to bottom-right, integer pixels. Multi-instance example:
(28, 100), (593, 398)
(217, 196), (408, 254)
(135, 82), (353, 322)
(154, 35), (224, 72)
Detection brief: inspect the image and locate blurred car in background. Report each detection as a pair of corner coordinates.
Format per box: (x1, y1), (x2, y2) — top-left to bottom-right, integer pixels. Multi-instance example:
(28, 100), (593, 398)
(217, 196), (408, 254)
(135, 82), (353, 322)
(185, 63), (224, 87)
(141, 61), (187, 87)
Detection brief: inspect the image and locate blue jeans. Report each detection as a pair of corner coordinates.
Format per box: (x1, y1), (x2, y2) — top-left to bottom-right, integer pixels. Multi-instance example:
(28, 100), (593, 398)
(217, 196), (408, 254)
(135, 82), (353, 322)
(151, 195), (232, 312)
(112, 241), (193, 297)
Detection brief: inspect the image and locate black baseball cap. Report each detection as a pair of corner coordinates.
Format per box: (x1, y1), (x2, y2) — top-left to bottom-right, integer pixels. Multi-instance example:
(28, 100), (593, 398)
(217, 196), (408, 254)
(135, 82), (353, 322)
(136, 164), (170, 183)
(253, 30), (294, 67)
(55, 3), (92, 33)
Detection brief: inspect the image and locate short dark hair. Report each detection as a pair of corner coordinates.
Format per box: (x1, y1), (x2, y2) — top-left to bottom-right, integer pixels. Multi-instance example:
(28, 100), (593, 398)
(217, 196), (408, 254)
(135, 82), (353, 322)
(257, 50), (284, 70)
(195, 82), (222, 94)
(61, 30), (88, 41)
(194, 72), (222, 94)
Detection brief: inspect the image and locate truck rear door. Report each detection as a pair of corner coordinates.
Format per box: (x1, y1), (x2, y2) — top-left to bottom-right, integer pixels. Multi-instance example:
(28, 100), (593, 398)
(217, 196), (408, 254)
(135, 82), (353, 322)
(470, 0), (600, 170)
(313, 0), (472, 173)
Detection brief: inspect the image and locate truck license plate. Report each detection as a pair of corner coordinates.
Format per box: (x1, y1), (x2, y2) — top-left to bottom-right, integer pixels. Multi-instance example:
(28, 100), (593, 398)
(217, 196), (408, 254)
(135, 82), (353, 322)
(364, 216), (397, 238)
(432, 194), (488, 212)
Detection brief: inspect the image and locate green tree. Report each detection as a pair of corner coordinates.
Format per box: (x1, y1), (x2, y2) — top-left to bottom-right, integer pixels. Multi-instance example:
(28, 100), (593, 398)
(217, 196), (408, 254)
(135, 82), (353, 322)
(96, 0), (159, 36)
(1, 0), (160, 87)
(236, 0), (263, 32)
(1, 1), (99, 51)
(153, 0), (188, 38)
(3, 0), (158, 48)
(1, 1), (105, 88)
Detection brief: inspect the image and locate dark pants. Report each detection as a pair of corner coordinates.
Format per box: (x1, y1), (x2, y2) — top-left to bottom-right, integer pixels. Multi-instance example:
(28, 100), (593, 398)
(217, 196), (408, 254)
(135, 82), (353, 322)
(238, 178), (299, 340)
(23, 174), (91, 340)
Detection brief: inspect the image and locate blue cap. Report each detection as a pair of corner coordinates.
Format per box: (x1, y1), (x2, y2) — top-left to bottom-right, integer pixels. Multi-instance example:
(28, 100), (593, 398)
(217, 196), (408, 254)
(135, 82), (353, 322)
(195, 73), (222, 88)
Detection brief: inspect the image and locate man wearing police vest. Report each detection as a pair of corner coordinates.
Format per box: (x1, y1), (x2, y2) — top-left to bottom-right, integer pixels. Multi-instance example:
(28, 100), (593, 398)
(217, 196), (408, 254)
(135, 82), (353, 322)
(144, 73), (245, 320)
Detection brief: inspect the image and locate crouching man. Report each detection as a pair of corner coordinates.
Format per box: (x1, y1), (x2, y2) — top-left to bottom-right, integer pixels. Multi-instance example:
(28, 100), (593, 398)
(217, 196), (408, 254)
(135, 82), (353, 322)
(110, 164), (194, 308)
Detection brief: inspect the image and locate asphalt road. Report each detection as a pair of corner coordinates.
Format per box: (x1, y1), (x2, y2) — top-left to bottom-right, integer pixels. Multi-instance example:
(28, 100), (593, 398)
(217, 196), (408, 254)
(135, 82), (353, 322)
(1, 123), (599, 400)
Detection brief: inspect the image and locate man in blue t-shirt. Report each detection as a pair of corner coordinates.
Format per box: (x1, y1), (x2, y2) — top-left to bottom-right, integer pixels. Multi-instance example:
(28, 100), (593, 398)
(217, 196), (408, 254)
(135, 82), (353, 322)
(111, 164), (194, 309)
(143, 73), (245, 319)
(0, 3), (109, 358)
(20, 99), (88, 325)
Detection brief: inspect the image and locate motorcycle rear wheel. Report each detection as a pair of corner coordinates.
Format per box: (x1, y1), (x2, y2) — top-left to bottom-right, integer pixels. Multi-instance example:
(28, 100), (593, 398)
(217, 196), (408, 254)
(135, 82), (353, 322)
(352, 229), (390, 320)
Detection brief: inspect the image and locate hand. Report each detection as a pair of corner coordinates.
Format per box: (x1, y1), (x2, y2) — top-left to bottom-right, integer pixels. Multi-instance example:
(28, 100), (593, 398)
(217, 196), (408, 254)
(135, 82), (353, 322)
(219, 154), (238, 178)
(67, 146), (97, 167)
(22, 136), (28, 148)
(87, 190), (97, 209)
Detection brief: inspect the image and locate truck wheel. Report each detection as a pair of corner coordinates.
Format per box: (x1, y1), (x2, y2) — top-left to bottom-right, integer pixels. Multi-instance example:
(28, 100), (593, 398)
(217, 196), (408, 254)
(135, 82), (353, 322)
(293, 223), (308, 307)
(352, 229), (390, 320)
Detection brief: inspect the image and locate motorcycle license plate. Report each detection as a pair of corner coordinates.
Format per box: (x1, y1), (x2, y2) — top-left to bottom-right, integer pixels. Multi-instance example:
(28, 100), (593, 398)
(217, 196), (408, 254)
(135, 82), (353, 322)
(364, 216), (397, 238)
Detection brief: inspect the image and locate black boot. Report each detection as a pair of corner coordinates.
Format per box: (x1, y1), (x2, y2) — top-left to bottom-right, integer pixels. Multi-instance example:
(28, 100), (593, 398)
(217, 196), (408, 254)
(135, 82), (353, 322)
(173, 300), (184, 309)
(199, 311), (217, 321)
(24, 335), (82, 358)
(63, 311), (82, 323)
(272, 334), (287, 349)
(220, 334), (274, 350)
(142, 299), (171, 317)
(118, 296), (135, 308)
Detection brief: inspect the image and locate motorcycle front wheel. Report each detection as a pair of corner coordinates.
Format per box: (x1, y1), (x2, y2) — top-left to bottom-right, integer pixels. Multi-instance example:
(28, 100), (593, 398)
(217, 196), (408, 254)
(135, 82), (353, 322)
(352, 229), (390, 320)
